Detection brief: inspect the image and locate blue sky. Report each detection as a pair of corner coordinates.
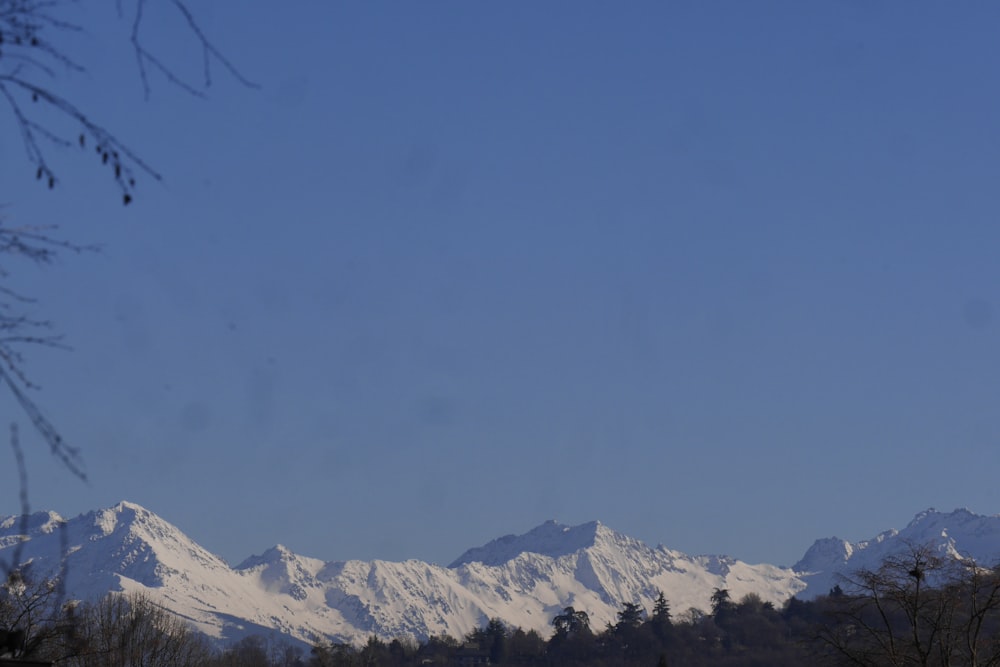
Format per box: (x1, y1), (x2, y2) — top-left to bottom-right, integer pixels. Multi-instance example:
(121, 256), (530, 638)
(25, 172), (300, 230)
(1, 1), (999, 569)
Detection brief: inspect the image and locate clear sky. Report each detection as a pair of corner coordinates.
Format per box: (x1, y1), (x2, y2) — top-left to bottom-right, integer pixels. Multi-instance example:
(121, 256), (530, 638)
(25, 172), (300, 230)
(0, 1), (998, 569)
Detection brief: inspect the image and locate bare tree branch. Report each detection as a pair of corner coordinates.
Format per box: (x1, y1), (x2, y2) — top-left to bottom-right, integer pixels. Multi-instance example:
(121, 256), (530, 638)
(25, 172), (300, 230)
(0, 0), (252, 470)
(0, 0), (252, 649)
(1, 0), (256, 203)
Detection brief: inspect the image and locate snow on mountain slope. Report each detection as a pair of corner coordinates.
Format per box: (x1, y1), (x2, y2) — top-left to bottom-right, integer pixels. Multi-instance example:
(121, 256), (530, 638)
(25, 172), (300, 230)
(0, 502), (320, 643)
(2, 503), (998, 647)
(447, 519), (807, 619)
(793, 508), (1000, 598)
(0, 502), (806, 645)
(449, 520), (609, 567)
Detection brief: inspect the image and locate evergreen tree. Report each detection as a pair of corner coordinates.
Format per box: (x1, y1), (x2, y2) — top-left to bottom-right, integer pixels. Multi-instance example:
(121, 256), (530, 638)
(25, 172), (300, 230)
(616, 601), (645, 630)
(710, 588), (733, 618)
(551, 606), (591, 638)
(652, 591), (672, 626)
(485, 617), (508, 664)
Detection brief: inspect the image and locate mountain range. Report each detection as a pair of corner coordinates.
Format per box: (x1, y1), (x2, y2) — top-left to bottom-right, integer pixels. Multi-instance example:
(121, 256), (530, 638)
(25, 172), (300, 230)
(1, 502), (999, 647)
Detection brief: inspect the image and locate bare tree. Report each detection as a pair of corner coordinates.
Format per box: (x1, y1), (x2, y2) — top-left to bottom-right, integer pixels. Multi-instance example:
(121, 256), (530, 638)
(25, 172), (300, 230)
(64, 591), (213, 667)
(0, 0), (253, 655)
(1, 0), (256, 203)
(819, 543), (1000, 667)
(0, 0), (252, 498)
(0, 569), (72, 660)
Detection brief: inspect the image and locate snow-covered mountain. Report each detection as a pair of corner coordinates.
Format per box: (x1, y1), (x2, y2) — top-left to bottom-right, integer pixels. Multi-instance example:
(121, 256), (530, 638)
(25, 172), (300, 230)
(794, 507), (1000, 596)
(1, 502), (998, 647)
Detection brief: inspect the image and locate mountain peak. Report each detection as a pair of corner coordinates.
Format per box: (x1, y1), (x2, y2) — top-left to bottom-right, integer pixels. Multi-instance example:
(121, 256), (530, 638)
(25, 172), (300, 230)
(236, 544), (297, 570)
(114, 500), (149, 512)
(907, 507), (982, 528)
(91, 500), (158, 536)
(9, 502), (992, 648)
(0, 510), (64, 537)
(449, 519), (615, 568)
(793, 507), (1000, 600)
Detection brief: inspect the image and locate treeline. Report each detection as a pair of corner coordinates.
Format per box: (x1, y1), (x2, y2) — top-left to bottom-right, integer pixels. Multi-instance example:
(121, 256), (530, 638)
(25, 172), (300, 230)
(0, 577), (303, 667)
(5, 543), (1000, 666)
(309, 590), (824, 667)
(307, 548), (1000, 667)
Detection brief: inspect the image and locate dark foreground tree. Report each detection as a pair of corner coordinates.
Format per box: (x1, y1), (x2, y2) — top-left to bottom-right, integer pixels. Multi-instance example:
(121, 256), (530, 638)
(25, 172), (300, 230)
(818, 543), (1000, 666)
(551, 606), (591, 639)
(0, 0), (252, 537)
(615, 601), (645, 631)
(0, 0), (253, 409)
(0, 2), (253, 655)
(0, 0), (256, 203)
(0, 571), (68, 659)
(0, 0), (253, 475)
(63, 591), (212, 667)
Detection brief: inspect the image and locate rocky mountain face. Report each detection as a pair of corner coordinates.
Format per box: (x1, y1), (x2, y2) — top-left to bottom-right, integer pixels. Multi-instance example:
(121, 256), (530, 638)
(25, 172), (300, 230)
(1, 502), (998, 647)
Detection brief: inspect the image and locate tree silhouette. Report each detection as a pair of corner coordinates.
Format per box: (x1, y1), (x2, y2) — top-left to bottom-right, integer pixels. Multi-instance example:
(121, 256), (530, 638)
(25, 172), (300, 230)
(551, 606), (591, 638)
(616, 601), (645, 631)
(710, 588), (732, 618)
(651, 590), (673, 641)
(0, 0), (256, 203)
(0, 1), (253, 654)
(818, 542), (1000, 667)
(0, 0), (252, 496)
